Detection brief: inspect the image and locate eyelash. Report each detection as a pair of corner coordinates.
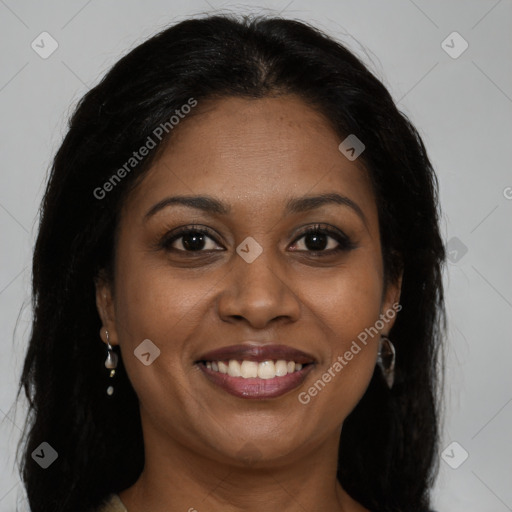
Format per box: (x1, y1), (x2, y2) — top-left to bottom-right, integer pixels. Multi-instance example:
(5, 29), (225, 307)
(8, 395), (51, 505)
(158, 223), (357, 256)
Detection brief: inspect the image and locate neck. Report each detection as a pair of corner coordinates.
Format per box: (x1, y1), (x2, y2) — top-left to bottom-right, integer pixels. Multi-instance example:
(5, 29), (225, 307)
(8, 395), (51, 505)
(119, 419), (368, 512)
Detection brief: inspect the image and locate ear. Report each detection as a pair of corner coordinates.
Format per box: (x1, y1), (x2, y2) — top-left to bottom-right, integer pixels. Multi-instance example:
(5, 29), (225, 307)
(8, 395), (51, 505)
(380, 270), (403, 335)
(95, 270), (119, 346)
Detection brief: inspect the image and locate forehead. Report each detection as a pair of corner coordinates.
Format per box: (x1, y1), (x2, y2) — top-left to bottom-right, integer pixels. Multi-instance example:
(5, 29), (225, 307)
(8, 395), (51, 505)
(123, 95), (377, 223)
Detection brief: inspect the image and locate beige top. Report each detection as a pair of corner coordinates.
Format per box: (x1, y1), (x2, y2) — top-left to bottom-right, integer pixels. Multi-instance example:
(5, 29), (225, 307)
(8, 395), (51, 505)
(96, 494), (128, 512)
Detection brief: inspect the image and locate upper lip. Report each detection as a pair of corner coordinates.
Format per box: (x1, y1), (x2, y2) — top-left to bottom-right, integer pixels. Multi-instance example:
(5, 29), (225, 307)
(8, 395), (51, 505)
(196, 343), (316, 364)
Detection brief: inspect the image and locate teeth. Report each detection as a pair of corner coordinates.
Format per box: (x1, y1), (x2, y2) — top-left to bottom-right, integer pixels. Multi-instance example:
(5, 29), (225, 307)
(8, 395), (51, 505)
(228, 360), (241, 377)
(206, 359), (306, 379)
(240, 360), (258, 378)
(257, 360), (275, 379)
(275, 360), (288, 376)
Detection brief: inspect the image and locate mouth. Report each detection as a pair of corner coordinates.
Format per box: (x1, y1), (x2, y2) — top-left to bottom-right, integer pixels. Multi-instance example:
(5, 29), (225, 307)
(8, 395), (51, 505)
(195, 343), (316, 400)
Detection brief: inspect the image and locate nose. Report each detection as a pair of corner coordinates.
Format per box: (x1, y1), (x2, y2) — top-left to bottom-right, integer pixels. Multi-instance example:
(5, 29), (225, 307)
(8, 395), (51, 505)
(216, 247), (301, 329)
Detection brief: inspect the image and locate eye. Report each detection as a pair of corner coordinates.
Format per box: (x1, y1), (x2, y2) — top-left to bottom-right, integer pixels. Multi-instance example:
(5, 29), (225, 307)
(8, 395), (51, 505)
(158, 223), (356, 255)
(289, 224), (356, 255)
(160, 225), (223, 252)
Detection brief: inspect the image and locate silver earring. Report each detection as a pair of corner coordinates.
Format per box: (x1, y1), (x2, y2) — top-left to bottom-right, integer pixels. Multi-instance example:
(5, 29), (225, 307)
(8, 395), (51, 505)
(377, 335), (395, 389)
(104, 329), (118, 396)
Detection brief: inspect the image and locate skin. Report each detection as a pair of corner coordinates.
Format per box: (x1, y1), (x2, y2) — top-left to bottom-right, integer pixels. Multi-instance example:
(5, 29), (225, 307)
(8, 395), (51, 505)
(96, 95), (402, 512)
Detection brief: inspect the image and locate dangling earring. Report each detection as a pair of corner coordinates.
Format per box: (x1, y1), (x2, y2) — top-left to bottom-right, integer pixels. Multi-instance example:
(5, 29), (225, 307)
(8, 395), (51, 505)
(104, 329), (118, 396)
(377, 335), (395, 389)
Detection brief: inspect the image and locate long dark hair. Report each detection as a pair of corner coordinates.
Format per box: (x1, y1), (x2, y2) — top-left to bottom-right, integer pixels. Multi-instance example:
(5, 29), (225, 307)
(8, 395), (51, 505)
(17, 14), (446, 512)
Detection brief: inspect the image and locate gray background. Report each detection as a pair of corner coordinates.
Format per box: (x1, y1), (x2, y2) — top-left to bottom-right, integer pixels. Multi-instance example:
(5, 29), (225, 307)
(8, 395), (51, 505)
(1, 0), (511, 510)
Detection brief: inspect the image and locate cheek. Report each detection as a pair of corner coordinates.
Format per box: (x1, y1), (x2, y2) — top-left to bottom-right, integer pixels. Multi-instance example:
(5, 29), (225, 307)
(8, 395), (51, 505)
(303, 253), (384, 346)
(296, 254), (383, 415)
(112, 259), (216, 438)
(114, 224), (219, 336)
(112, 251), (207, 387)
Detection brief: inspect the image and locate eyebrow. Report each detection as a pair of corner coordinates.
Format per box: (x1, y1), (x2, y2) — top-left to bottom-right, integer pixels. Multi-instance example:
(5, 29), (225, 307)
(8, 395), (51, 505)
(144, 192), (368, 227)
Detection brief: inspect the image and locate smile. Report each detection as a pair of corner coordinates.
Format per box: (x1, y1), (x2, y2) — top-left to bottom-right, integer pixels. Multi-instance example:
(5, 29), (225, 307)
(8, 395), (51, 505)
(197, 359), (315, 399)
(209, 359), (304, 378)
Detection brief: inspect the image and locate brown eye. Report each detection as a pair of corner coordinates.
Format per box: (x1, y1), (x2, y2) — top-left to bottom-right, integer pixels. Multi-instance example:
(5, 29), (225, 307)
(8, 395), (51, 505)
(289, 224), (357, 254)
(160, 226), (223, 252)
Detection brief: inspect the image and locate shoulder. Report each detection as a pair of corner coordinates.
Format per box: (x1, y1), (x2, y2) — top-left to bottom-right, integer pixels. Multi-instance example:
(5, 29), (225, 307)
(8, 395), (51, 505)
(93, 494), (128, 512)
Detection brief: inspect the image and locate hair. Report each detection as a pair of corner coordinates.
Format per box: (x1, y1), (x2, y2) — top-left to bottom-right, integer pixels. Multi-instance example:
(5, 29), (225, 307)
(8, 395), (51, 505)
(17, 13), (446, 512)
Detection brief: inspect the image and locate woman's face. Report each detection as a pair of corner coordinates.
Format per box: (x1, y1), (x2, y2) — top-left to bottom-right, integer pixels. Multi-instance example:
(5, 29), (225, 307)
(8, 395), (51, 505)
(96, 95), (401, 466)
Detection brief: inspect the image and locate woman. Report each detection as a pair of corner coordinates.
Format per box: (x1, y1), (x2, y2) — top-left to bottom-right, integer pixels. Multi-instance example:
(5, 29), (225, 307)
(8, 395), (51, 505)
(18, 14), (446, 512)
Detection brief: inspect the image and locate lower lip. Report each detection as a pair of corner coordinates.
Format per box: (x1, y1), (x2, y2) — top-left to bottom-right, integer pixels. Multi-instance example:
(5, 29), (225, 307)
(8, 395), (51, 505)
(197, 363), (315, 399)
